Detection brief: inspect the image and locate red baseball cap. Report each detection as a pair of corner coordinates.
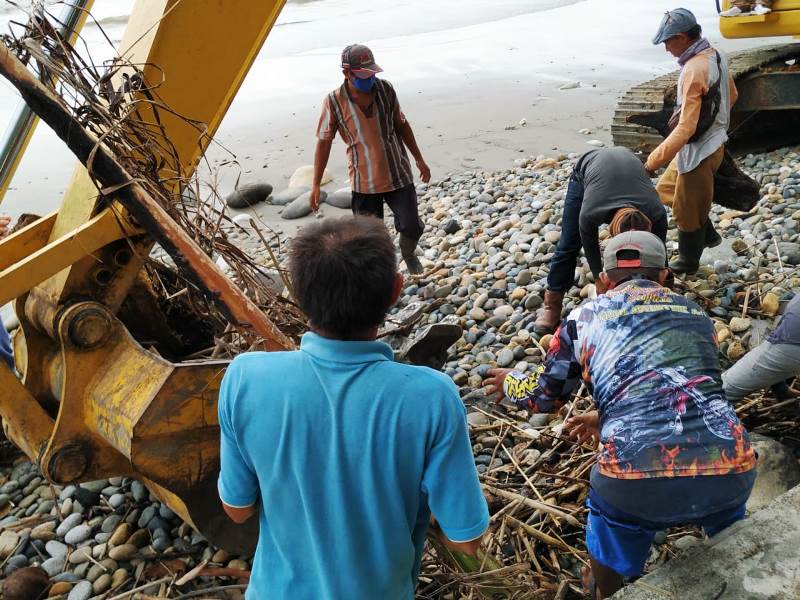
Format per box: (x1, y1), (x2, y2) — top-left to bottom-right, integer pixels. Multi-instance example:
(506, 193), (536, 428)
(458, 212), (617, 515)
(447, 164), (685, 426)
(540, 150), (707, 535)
(341, 44), (383, 79)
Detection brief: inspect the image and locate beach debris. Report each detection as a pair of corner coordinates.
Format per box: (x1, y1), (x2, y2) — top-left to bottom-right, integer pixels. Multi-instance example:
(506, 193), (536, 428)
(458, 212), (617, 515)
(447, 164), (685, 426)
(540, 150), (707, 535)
(559, 81), (581, 90)
(225, 182), (273, 209)
(586, 139), (606, 147)
(289, 165), (332, 189)
(533, 158), (560, 170)
(519, 118), (528, 127)
(232, 213), (257, 230)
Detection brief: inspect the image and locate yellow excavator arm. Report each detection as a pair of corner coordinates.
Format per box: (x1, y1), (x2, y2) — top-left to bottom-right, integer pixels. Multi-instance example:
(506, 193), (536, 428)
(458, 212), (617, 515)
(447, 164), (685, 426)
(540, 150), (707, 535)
(0, 0), (288, 552)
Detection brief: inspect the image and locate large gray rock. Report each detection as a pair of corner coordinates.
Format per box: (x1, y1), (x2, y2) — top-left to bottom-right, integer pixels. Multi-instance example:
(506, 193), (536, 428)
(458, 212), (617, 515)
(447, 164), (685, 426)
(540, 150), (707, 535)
(613, 484), (800, 600)
(225, 182), (273, 209)
(64, 524), (92, 545)
(45, 540), (68, 559)
(55, 513), (82, 538)
(271, 186), (309, 206)
(67, 580), (93, 600)
(325, 187), (352, 209)
(773, 241), (800, 265)
(41, 556), (65, 577)
(281, 191), (325, 220)
(748, 433), (800, 512)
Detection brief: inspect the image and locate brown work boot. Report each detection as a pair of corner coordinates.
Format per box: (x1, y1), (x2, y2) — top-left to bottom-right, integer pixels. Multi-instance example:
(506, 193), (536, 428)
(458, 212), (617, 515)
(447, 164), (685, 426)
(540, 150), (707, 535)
(534, 290), (564, 335)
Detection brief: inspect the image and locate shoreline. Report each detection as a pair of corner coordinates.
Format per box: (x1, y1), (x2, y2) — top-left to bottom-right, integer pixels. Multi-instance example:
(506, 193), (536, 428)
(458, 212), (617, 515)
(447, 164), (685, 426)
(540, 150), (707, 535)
(0, 0), (787, 224)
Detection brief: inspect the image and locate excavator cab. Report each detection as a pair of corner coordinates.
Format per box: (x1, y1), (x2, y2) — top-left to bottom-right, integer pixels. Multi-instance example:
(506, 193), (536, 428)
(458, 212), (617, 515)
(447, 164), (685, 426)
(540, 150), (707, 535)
(0, 0), (289, 553)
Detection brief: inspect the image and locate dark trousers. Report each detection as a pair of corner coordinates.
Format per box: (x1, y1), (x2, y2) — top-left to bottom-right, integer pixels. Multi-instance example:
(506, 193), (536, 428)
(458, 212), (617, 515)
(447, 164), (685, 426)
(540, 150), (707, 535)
(351, 184), (424, 241)
(545, 176), (670, 292)
(547, 173), (584, 292)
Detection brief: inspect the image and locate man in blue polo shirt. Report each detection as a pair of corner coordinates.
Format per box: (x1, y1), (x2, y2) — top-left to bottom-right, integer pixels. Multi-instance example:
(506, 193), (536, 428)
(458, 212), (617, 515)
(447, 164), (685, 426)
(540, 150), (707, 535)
(218, 216), (489, 599)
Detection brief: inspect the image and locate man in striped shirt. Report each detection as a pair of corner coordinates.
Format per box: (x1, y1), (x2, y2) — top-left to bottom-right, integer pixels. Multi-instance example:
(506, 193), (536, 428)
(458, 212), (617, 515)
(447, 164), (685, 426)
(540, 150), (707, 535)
(310, 44), (431, 274)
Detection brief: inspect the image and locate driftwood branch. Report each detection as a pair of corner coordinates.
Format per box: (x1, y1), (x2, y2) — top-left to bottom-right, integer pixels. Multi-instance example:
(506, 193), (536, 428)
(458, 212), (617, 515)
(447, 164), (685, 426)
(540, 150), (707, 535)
(0, 40), (292, 350)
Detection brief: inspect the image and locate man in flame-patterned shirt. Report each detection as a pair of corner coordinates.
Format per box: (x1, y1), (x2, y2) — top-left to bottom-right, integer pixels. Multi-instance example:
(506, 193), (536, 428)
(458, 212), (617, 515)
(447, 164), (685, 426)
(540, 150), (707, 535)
(483, 231), (756, 599)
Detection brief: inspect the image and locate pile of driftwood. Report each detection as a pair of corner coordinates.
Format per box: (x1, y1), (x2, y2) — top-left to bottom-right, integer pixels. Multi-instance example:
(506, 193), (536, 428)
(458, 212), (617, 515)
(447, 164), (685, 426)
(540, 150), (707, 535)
(418, 392), (711, 600)
(421, 396), (595, 600)
(0, 3), (306, 355)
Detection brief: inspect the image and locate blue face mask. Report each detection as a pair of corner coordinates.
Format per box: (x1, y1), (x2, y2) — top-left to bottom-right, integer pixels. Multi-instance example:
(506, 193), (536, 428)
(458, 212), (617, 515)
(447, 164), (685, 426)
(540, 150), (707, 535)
(352, 75), (376, 92)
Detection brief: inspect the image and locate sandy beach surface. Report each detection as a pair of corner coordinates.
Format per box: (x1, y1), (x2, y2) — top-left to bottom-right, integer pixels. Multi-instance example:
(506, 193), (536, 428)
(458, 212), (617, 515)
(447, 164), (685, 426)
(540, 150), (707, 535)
(0, 0), (789, 231)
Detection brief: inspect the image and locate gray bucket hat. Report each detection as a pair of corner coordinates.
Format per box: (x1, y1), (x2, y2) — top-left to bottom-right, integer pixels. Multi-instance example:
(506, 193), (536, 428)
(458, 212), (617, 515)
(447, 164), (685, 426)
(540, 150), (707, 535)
(652, 8), (698, 45)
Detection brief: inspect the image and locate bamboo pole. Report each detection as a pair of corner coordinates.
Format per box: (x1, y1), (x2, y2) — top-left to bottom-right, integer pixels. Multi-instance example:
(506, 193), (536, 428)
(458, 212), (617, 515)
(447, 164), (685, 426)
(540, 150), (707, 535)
(483, 485), (581, 528)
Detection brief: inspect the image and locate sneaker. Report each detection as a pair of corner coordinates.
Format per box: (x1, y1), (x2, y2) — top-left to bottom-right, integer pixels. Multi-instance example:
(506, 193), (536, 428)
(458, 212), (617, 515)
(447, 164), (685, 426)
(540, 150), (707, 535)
(720, 6), (743, 16)
(753, 4), (772, 15)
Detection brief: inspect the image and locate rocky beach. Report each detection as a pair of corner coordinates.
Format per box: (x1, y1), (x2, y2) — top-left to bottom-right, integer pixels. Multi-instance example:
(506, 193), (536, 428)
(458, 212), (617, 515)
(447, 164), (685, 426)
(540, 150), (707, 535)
(1, 0), (799, 598)
(3, 145), (800, 599)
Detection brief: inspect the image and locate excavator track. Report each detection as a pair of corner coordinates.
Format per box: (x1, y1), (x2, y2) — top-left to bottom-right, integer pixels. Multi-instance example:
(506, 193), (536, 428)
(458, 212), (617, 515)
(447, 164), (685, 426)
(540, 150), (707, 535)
(612, 44), (800, 155)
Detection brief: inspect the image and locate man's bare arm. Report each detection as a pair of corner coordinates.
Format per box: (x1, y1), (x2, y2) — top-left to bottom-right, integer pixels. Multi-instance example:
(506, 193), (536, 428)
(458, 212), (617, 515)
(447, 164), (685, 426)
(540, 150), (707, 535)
(442, 535), (482, 556)
(430, 516), (484, 556)
(310, 137), (334, 211)
(222, 502), (257, 524)
(397, 120), (431, 183)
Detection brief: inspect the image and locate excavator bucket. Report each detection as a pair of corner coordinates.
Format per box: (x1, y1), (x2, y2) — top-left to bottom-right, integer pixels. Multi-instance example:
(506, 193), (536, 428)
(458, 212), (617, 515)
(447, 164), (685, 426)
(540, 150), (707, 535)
(0, 0), (288, 553)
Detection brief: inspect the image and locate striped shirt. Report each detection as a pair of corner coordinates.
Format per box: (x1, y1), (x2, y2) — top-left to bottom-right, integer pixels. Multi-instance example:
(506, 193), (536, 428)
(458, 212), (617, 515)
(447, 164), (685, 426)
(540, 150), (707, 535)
(317, 79), (414, 194)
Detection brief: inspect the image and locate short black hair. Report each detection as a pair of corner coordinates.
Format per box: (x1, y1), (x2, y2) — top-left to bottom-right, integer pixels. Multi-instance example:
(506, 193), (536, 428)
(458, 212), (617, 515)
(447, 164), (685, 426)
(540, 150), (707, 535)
(686, 24), (702, 41)
(606, 267), (664, 284)
(289, 216), (397, 338)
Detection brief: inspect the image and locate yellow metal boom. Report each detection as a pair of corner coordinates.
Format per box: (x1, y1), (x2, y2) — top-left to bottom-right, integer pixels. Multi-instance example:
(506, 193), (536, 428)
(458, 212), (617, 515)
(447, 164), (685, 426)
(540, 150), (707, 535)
(0, 0), (288, 552)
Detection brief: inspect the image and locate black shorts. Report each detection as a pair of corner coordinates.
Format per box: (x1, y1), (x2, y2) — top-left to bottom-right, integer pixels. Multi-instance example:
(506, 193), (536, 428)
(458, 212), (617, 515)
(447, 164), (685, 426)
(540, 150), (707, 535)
(351, 184), (424, 241)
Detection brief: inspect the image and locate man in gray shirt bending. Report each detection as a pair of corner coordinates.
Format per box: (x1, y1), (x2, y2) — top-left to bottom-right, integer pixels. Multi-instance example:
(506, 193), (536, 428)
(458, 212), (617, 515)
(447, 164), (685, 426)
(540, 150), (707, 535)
(535, 147), (668, 335)
(723, 294), (800, 403)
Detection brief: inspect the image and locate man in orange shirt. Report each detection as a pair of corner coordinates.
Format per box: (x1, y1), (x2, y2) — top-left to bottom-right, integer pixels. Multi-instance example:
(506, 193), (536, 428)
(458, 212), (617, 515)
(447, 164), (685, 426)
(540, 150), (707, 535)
(645, 8), (737, 275)
(310, 45), (431, 274)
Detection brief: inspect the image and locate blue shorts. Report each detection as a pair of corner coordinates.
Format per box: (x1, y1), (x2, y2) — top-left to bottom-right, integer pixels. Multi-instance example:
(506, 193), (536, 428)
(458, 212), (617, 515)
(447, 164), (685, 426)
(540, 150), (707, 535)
(585, 490), (746, 578)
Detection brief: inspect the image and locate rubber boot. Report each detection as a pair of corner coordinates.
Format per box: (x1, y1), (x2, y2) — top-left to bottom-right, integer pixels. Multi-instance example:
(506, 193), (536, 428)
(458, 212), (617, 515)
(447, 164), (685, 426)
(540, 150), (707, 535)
(703, 219), (722, 249)
(399, 234), (423, 275)
(533, 290), (564, 336)
(669, 228), (705, 275)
